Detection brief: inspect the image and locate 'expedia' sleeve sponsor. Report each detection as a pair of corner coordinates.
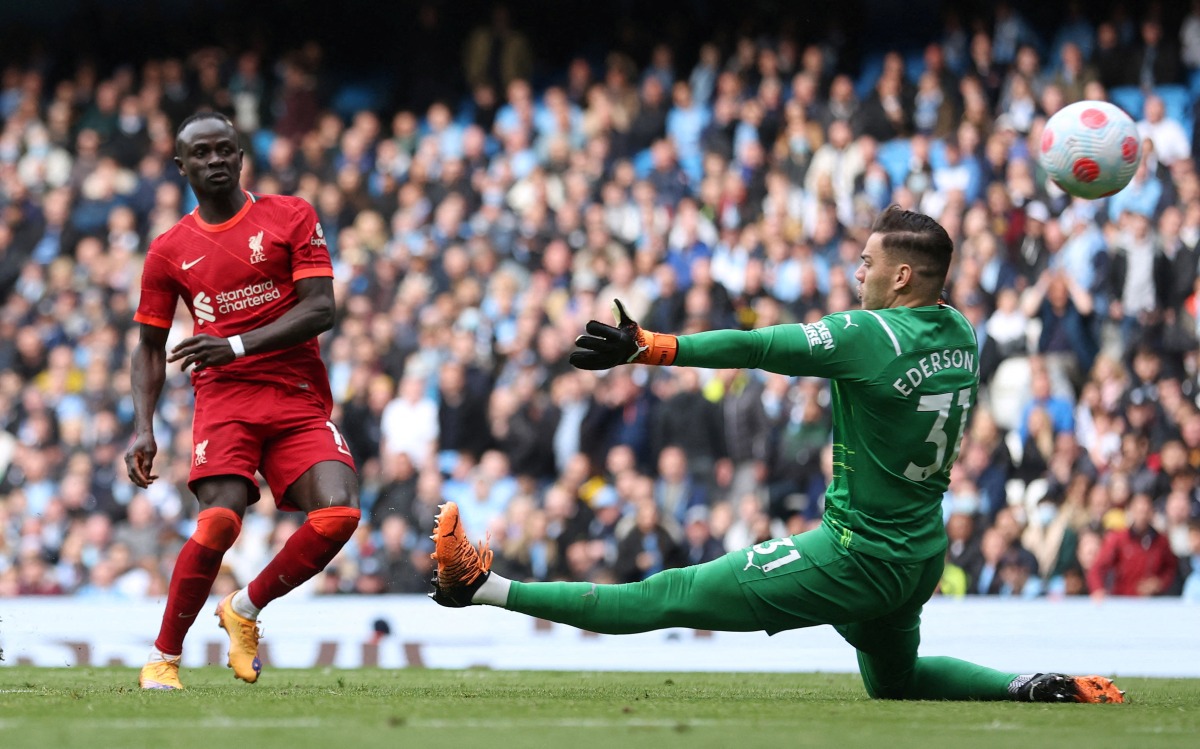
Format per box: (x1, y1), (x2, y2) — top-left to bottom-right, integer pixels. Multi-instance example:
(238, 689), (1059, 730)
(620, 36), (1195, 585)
(133, 243), (183, 329)
(674, 312), (877, 380)
(286, 199), (334, 281)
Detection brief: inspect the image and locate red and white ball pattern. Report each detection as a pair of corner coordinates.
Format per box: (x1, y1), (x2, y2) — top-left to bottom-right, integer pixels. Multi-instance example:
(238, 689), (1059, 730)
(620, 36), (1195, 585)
(1039, 100), (1141, 200)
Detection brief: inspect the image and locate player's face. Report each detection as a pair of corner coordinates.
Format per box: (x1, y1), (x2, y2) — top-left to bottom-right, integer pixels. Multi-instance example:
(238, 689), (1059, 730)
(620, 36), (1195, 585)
(175, 119), (243, 198)
(854, 233), (898, 310)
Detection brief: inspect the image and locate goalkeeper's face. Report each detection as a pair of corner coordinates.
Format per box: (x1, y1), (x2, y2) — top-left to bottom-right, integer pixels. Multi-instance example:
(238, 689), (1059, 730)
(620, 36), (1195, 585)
(854, 234), (894, 310)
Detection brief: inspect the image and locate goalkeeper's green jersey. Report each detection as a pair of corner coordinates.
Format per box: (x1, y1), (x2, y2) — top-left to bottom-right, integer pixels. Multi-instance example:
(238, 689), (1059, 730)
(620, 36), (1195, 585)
(674, 304), (979, 563)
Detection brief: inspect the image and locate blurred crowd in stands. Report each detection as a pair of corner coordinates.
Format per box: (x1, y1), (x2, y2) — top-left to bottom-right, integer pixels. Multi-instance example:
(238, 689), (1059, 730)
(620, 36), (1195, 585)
(1, 1), (1199, 605)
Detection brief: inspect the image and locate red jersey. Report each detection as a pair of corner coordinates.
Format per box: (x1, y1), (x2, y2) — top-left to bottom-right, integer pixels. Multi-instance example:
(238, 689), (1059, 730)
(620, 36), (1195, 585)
(1087, 527), (1177, 596)
(135, 192), (334, 402)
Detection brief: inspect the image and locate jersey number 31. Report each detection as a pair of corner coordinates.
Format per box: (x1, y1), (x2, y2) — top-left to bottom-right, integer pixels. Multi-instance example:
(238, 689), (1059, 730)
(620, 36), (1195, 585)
(903, 388), (972, 481)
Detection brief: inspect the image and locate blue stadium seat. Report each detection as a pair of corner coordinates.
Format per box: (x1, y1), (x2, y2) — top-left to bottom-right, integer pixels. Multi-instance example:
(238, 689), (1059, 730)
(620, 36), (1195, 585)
(1108, 86), (1145, 119)
(1190, 68), (1200, 97)
(929, 138), (948, 170)
(876, 138), (912, 186)
(455, 95), (479, 126)
(904, 50), (926, 84)
(331, 80), (390, 119)
(1155, 84), (1190, 124)
(251, 130), (275, 168)
(632, 148), (654, 179)
(855, 53), (885, 100)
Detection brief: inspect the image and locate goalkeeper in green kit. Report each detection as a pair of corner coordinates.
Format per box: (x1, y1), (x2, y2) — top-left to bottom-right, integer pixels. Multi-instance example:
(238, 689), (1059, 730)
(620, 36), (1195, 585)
(429, 207), (1124, 704)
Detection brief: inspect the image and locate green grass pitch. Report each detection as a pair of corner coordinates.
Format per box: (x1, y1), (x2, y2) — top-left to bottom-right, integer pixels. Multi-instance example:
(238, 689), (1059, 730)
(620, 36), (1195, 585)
(1, 667), (1197, 749)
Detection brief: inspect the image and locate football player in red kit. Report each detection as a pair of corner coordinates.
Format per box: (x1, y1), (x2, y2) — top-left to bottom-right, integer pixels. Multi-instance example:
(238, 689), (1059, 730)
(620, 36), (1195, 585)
(128, 112), (360, 689)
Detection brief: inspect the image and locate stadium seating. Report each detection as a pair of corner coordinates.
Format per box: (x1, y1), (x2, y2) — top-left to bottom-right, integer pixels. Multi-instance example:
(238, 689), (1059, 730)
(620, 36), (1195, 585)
(1108, 86), (1144, 119)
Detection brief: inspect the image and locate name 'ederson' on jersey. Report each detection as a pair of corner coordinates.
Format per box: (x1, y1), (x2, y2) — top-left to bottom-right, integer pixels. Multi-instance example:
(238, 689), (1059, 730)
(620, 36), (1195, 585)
(672, 305), (979, 562)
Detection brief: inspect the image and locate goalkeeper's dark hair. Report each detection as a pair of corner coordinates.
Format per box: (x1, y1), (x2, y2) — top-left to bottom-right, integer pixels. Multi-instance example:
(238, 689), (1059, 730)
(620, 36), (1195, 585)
(174, 111), (236, 157)
(871, 205), (954, 286)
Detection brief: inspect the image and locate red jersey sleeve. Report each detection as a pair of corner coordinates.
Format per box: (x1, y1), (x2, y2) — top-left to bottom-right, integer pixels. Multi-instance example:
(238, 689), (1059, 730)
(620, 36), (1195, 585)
(287, 199), (334, 281)
(134, 244), (182, 329)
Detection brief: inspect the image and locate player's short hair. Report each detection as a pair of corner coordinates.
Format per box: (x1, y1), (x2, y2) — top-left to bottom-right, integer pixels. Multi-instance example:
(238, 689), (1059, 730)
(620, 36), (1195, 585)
(174, 111), (236, 156)
(871, 205), (954, 285)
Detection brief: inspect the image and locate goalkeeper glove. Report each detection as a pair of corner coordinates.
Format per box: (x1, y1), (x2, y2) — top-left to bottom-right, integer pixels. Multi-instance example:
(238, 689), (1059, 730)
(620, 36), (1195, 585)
(569, 299), (677, 371)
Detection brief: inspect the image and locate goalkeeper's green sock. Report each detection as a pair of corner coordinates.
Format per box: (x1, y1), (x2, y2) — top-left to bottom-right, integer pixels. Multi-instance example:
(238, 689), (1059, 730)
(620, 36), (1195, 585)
(906, 656), (1020, 700)
(503, 565), (760, 634)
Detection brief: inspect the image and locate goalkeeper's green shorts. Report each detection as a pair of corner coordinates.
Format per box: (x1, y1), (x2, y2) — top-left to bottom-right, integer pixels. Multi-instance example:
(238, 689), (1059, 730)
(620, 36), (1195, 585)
(727, 522), (944, 642)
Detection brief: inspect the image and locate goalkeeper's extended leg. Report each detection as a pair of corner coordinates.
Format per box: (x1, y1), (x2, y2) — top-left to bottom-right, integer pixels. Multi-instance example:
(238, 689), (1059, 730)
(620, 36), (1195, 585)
(503, 563), (759, 633)
(430, 502), (759, 632)
(860, 651), (1124, 703)
(836, 553), (1124, 703)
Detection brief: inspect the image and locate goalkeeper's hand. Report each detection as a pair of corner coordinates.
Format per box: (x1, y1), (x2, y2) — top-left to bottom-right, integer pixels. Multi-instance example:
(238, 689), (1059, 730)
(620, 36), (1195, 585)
(569, 299), (677, 370)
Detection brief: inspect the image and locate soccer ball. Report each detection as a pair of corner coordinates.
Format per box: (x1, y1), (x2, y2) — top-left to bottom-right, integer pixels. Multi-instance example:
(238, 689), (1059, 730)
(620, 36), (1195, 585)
(1038, 100), (1141, 200)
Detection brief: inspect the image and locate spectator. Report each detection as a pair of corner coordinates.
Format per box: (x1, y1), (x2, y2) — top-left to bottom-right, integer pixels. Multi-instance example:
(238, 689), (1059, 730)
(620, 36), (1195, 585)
(380, 374), (440, 468)
(1050, 42), (1098, 105)
(974, 527), (1010, 595)
(372, 515), (427, 593)
(1016, 363), (1076, 443)
(1107, 208), (1166, 347)
(855, 73), (911, 142)
(804, 119), (863, 206)
(997, 548), (1043, 598)
(1137, 96), (1190, 168)
(653, 445), (709, 525)
(1088, 492), (1178, 597)
(1022, 269), (1098, 379)
(462, 5), (533, 94)
(437, 360), (492, 461)
(614, 499), (682, 583)
(652, 368), (724, 478)
(945, 512), (983, 589)
(991, 3), (1039, 69)
(1129, 18), (1184, 89)
(681, 505), (725, 566)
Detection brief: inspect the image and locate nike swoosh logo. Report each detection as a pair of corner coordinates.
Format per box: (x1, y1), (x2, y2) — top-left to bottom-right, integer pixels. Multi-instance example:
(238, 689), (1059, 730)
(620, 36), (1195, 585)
(279, 575), (296, 588)
(181, 257), (206, 270)
(177, 612), (197, 618)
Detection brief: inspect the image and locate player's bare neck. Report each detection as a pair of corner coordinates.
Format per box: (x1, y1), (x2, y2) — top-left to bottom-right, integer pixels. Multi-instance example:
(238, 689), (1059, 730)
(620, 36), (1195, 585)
(196, 189), (248, 225)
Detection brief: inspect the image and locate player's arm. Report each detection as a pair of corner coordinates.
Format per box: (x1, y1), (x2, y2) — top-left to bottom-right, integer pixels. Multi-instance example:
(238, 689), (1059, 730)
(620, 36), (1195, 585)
(570, 299), (861, 378)
(674, 326), (827, 376)
(1061, 271), (1094, 315)
(168, 276), (335, 372)
(126, 323), (169, 488)
(1020, 272), (1050, 318)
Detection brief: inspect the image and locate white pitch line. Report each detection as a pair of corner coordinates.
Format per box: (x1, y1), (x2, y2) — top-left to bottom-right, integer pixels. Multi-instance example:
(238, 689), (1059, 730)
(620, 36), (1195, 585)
(0, 718), (324, 730)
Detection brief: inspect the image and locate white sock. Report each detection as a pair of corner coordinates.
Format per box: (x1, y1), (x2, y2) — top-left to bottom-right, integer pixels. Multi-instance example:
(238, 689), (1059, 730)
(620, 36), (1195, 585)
(149, 649), (180, 663)
(472, 572), (512, 607)
(1008, 674), (1036, 694)
(231, 587), (261, 620)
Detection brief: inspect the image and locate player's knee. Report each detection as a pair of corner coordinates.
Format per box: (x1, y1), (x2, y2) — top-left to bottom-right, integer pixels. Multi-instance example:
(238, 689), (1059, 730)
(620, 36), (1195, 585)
(192, 507), (243, 551)
(307, 506), (361, 543)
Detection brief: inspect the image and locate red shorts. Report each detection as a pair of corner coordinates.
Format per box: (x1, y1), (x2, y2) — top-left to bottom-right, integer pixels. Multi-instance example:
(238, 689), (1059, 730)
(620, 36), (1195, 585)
(189, 381), (356, 511)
